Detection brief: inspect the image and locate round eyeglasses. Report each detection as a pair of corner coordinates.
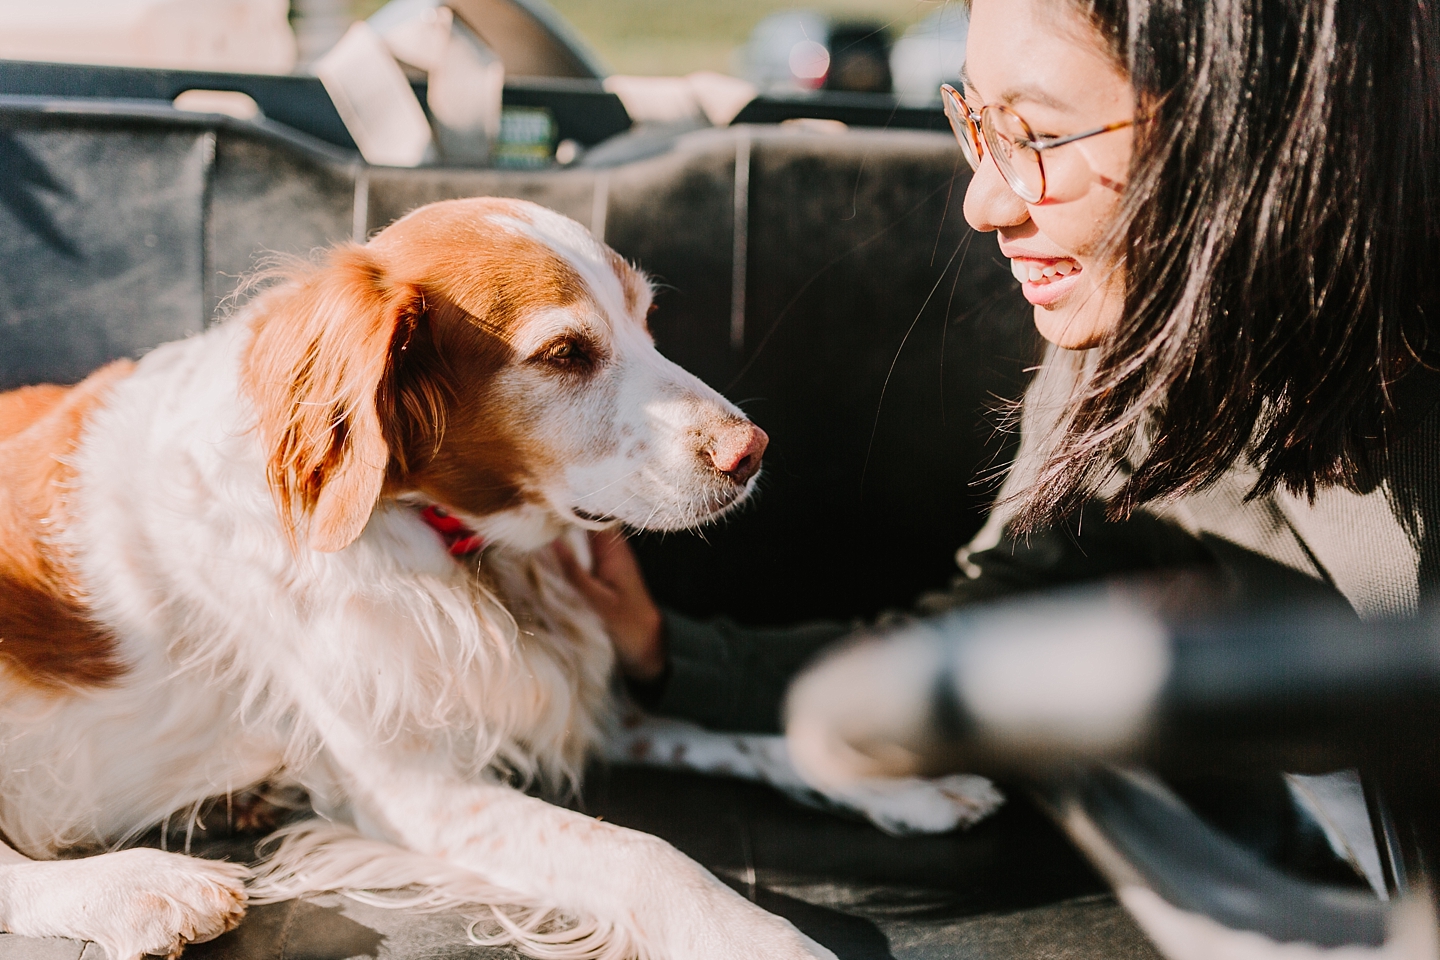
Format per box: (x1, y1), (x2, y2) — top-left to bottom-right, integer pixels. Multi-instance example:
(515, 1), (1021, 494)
(940, 83), (1136, 204)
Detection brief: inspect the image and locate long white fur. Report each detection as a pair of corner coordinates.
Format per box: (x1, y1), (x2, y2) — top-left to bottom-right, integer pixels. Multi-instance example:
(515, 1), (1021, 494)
(0, 202), (834, 960)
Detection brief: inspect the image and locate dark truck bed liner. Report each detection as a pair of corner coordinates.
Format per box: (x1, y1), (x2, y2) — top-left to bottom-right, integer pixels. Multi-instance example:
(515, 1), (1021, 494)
(0, 91), (1159, 959)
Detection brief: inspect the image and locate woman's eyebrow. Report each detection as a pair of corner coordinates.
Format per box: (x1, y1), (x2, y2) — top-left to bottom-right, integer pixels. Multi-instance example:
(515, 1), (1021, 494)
(1000, 83), (1073, 112)
(957, 63), (1073, 112)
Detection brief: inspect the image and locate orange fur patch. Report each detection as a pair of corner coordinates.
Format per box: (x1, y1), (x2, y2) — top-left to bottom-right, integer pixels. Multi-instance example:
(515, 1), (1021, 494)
(244, 245), (426, 553)
(0, 384), (70, 440)
(243, 198), (621, 549)
(0, 362), (133, 693)
(369, 199), (590, 335)
(382, 294), (530, 518)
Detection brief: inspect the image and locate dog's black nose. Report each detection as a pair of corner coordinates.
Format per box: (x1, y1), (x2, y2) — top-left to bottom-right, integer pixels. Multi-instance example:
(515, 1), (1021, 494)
(710, 423), (768, 485)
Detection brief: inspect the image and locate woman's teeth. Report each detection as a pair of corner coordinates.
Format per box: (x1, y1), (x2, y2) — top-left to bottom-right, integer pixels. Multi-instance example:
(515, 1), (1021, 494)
(1011, 258), (1080, 284)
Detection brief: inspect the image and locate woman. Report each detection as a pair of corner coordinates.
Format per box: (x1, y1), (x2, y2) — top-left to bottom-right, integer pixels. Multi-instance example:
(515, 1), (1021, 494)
(561, 0), (1440, 735)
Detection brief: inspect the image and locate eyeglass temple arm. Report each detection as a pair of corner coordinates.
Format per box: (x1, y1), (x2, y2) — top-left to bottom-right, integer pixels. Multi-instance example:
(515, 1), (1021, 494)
(1030, 119), (1136, 152)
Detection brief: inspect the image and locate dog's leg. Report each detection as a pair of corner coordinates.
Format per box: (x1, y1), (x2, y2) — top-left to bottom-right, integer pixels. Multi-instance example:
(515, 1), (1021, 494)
(300, 743), (836, 960)
(606, 713), (1005, 835)
(0, 837), (248, 960)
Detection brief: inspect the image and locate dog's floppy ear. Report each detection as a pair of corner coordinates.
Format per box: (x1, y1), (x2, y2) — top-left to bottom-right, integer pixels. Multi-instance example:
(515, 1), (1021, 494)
(244, 245), (424, 553)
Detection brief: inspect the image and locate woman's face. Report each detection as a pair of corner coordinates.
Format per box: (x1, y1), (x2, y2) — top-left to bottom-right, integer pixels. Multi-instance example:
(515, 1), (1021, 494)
(962, 0), (1135, 350)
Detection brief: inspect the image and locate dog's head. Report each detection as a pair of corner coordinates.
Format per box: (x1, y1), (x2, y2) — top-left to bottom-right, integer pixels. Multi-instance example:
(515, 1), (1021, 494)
(243, 197), (766, 553)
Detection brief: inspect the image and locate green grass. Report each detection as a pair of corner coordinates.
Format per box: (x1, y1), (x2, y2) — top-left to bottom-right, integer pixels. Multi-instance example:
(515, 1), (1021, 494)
(351, 1), (391, 20)
(546, 0), (951, 75)
(352, 0), (956, 77)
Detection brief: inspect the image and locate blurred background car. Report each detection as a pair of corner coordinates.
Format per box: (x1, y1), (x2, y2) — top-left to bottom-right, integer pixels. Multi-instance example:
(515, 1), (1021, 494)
(0, 0), (968, 78)
(0, 0), (968, 170)
(738, 5), (966, 103)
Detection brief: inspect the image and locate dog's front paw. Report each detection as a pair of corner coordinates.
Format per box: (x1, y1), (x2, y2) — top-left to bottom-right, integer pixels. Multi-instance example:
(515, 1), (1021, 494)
(1, 848), (249, 960)
(824, 773), (1005, 836)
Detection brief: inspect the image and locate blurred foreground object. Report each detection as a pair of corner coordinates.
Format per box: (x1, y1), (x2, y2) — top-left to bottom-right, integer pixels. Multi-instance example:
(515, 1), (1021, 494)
(298, 0), (604, 79)
(786, 583), (1440, 958)
(314, 0), (504, 166)
(0, 0), (296, 73)
(890, 5), (968, 106)
(786, 585), (1440, 779)
(445, 0), (601, 78)
(373, 0), (505, 163)
(742, 10), (830, 94)
(741, 10), (894, 96)
(291, 0), (350, 69)
(172, 87), (263, 118)
(603, 71), (756, 127)
(823, 21), (891, 94)
(1044, 768), (1438, 960)
(313, 19), (435, 166)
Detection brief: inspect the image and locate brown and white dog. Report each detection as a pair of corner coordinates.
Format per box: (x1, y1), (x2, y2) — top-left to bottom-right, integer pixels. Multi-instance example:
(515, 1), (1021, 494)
(0, 197), (835, 960)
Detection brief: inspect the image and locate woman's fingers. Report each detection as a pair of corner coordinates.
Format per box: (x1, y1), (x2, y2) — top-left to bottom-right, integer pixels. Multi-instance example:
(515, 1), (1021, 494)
(554, 530), (667, 683)
(590, 529), (646, 591)
(554, 538), (617, 605)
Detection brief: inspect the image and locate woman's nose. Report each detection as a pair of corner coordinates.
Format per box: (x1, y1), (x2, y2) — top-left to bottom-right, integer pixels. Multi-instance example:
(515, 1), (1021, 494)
(963, 153), (1030, 234)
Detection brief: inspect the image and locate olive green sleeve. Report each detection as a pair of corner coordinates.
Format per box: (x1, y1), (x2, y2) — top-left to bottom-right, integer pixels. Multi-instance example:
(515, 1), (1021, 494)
(647, 611), (852, 734)
(639, 500), (1224, 734)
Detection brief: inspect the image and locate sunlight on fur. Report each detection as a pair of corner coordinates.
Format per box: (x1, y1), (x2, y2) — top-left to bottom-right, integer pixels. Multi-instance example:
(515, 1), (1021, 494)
(0, 198), (828, 960)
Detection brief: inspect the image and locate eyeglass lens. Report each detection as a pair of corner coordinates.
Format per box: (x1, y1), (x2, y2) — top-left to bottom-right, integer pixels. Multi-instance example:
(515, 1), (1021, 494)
(941, 86), (1047, 204)
(941, 87), (983, 172)
(980, 105), (1045, 203)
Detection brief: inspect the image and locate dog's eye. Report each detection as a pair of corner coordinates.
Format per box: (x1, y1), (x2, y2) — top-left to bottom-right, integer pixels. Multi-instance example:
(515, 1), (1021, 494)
(535, 337), (596, 370)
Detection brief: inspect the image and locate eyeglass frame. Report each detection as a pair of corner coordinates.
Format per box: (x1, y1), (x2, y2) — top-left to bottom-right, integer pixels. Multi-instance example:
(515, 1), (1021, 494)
(940, 83), (1136, 203)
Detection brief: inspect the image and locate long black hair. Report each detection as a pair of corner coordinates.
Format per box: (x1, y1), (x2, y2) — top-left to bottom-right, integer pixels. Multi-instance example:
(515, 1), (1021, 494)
(1008, 0), (1440, 531)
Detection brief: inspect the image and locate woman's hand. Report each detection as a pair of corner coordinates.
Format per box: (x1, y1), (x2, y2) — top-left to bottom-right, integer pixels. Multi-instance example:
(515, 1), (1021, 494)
(555, 530), (666, 683)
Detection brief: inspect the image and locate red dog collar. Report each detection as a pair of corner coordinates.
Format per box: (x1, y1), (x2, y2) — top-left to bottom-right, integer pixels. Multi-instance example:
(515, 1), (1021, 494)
(419, 504), (486, 558)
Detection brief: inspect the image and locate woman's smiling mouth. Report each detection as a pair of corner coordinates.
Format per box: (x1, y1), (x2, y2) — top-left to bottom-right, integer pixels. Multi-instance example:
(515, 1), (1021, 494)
(1010, 257), (1084, 306)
